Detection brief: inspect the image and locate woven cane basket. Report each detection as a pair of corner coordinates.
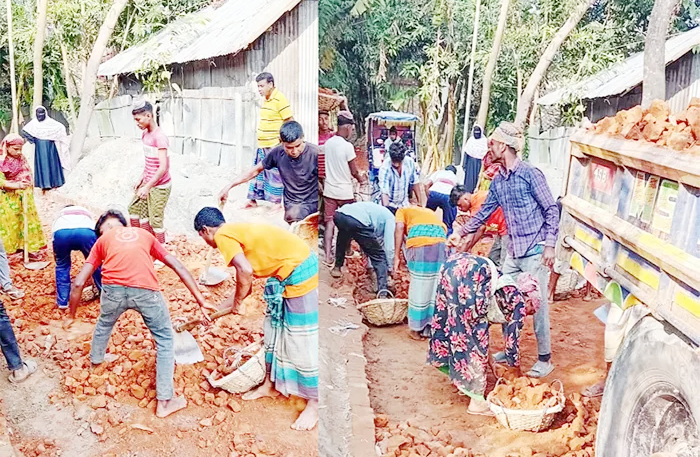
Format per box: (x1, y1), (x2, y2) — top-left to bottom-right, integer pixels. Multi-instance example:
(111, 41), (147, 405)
(357, 291), (408, 326)
(207, 343), (266, 394)
(319, 92), (344, 112)
(291, 212), (319, 249)
(487, 379), (565, 432)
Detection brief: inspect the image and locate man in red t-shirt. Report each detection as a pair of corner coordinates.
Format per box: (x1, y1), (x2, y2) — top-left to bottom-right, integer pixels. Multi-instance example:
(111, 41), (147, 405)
(63, 210), (214, 418)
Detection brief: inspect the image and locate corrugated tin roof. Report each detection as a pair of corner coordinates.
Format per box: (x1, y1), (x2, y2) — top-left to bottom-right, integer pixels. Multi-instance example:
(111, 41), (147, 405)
(538, 27), (700, 106)
(98, 0), (302, 77)
(367, 111), (420, 122)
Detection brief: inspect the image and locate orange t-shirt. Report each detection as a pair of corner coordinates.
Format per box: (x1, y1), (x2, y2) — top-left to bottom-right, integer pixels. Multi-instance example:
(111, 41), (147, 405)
(86, 227), (169, 291)
(471, 191), (508, 236)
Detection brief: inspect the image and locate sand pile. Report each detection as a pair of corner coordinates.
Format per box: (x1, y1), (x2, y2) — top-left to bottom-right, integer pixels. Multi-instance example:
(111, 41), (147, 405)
(588, 98), (700, 151)
(56, 137), (287, 236)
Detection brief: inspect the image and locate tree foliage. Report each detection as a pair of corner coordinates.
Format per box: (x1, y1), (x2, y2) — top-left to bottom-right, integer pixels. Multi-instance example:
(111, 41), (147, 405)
(320, 0), (699, 163)
(0, 0), (210, 130)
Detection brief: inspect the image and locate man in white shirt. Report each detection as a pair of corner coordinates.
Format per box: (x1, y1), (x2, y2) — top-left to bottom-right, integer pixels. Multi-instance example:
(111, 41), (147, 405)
(53, 205), (102, 309)
(425, 165), (459, 234)
(322, 111), (366, 263)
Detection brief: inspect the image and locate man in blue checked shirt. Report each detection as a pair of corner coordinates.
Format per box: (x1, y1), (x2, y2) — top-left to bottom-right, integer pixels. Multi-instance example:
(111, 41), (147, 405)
(378, 142), (425, 213)
(449, 121), (560, 379)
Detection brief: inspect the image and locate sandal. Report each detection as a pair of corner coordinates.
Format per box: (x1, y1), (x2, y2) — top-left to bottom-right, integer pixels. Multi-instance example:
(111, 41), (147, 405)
(582, 381), (605, 398)
(467, 399), (495, 417)
(3, 285), (25, 300)
(8, 360), (37, 384)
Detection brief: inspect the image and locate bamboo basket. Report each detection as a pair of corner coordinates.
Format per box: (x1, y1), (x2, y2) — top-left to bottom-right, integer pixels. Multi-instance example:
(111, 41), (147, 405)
(487, 379), (565, 432)
(207, 342), (266, 394)
(319, 92), (344, 112)
(291, 212), (319, 249)
(357, 291), (408, 326)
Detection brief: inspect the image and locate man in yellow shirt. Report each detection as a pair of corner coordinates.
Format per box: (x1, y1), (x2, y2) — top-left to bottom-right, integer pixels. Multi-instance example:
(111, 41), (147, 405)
(194, 207), (318, 431)
(247, 72), (294, 211)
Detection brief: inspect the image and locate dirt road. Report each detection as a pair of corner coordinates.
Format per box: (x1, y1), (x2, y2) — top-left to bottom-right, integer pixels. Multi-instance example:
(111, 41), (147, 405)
(0, 193), (316, 457)
(324, 246), (606, 457)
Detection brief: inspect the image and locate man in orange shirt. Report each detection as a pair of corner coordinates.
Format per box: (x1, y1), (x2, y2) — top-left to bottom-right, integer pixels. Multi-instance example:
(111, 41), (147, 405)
(63, 210), (214, 418)
(450, 185), (508, 266)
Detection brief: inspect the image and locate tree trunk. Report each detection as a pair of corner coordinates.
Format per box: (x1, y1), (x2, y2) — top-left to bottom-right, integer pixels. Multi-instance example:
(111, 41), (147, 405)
(514, 0), (594, 130)
(461, 0), (481, 162)
(476, 0), (509, 128)
(69, 0), (129, 166)
(642, 0), (679, 108)
(6, 0), (18, 133)
(58, 33), (77, 130)
(32, 0), (48, 111)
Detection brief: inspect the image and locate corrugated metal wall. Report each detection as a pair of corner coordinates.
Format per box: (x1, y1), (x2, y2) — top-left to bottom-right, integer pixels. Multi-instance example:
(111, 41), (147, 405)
(107, 0), (318, 166)
(586, 51), (700, 122)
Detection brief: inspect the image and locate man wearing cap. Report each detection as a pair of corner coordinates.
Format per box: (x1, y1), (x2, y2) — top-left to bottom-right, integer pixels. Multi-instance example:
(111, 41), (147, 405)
(448, 122), (559, 378)
(322, 111), (366, 263)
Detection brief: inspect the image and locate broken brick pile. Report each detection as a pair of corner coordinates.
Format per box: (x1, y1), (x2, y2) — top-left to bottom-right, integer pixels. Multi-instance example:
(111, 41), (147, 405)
(589, 98), (700, 151)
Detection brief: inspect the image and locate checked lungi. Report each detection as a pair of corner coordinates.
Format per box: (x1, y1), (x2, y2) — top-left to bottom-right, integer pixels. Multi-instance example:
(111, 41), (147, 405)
(248, 147), (284, 204)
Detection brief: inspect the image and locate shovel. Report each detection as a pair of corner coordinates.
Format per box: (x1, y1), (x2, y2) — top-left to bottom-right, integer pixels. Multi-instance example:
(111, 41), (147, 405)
(173, 306), (236, 365)
(22, 189), (50, 271)
(199, 201), (229, 286)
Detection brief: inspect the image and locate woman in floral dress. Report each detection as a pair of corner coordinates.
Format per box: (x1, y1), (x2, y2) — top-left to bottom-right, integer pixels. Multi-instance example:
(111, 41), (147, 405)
(0, 134), (46, 257)
(427, 252), (540, 415)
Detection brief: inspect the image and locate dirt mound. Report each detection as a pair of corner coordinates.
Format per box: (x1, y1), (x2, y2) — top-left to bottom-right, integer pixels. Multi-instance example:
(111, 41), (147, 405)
(57, 137), (288, 236)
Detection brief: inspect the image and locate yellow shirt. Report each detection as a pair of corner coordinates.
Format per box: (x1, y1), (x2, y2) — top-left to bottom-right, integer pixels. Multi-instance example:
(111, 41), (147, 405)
(257, 88), (293, 148)
(214, 223), (316, 298)
(395, 206), (446, 248)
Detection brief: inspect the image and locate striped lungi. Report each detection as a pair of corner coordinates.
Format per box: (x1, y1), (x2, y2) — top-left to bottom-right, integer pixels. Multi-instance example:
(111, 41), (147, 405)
(263, 289), (318, 400)
(248, 147), (283, 204)
(263, 254), (319, 400)
(406, 242), (447, 332)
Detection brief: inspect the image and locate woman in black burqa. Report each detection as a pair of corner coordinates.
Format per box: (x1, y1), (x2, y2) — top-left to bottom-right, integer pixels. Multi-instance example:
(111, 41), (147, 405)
(21, 106), (70, 192)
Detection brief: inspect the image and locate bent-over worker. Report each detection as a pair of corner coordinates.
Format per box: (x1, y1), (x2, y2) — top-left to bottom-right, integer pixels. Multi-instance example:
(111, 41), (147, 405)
(53, 205), (102, 309)
(331, 202), (395, 295)
(219, 121), (318, 224)
(64, 210), (214, 418)
(194, 207), (319, 431)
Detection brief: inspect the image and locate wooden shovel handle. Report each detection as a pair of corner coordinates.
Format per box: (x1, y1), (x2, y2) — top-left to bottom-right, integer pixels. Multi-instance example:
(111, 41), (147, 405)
(176, 306), (234, 333)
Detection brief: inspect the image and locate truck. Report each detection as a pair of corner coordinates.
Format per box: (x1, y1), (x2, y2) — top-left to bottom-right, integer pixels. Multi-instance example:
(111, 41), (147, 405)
(559, 129), (700, 456)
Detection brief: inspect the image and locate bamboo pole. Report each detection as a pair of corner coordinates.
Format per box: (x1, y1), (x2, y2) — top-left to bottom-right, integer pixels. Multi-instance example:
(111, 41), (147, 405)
(6, 0), (18, 133)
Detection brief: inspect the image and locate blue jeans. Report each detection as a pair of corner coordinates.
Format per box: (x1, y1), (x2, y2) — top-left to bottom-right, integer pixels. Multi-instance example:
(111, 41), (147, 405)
(0, 300), (22, 371)
(501, 251), (551, 357)
(0, 237), (12, 290)
(53, 228), (102, 308)
(426, 191), (456, 235)
(91, 285), (174, 400)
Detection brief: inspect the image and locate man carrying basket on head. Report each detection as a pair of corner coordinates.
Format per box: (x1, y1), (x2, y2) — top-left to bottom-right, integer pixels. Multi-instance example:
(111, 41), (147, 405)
(194, 207), (319, 431)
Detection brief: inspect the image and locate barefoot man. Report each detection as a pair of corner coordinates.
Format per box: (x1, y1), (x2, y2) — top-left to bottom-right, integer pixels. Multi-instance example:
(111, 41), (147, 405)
(194, 207), (319, 430)
(63, 210), (215, 418)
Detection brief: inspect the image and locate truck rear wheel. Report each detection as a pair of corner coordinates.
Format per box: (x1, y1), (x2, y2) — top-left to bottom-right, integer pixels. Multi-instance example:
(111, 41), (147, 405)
(596, 316), (700, 456)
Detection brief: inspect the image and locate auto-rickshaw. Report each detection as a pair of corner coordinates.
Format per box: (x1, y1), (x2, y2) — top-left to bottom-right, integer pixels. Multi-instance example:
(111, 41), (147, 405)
(365, 111), (420, 201)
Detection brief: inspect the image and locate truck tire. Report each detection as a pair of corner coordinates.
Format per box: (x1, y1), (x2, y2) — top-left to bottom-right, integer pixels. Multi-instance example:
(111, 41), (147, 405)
(597, 316), (700, 456)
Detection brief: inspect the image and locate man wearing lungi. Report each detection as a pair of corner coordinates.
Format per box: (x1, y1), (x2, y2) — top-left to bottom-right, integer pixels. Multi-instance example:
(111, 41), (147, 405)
(128, 100), (172, 245)
(449, 122), (559, 378)
(246, 72), (293, 211)
(394, 206), (447, 340)
(52, 205), (102, 309)
(194, 207), (319, 431)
